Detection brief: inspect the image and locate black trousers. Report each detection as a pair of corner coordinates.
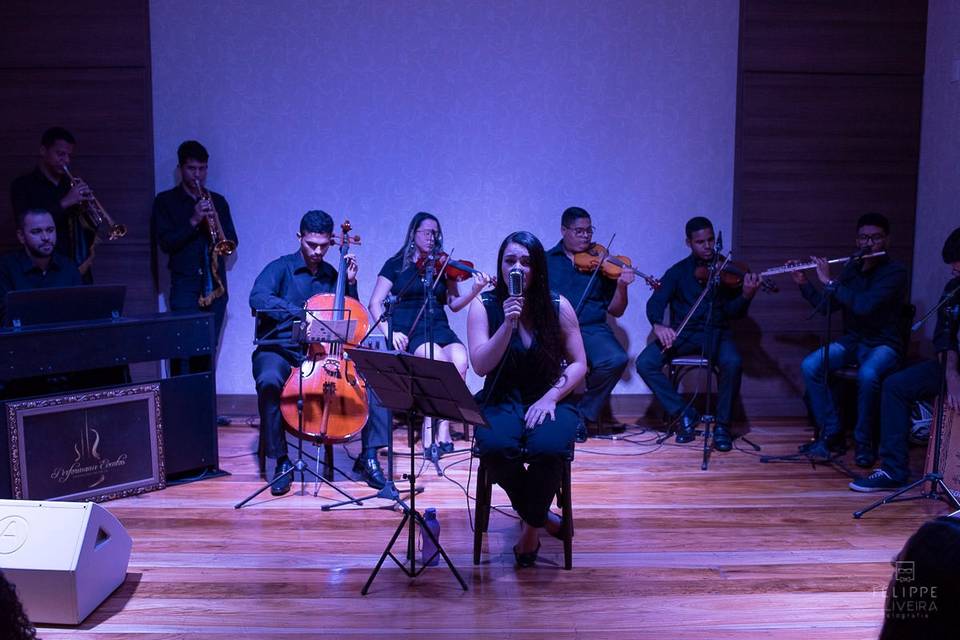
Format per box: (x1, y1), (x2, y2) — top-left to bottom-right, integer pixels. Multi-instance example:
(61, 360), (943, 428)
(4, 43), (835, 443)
(635, 331), (742, 426)
(579, 322), (629, 423)
(474, 399), (577, 527)
(168, 277), (227, 375)
(251, 348), (390, 460)
(879, 359), (942, 482)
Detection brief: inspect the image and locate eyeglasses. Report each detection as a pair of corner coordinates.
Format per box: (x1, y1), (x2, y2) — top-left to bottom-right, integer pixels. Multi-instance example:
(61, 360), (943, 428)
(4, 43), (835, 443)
(564, 225), (595, 237)
(416, 229), (438, 237)
(857, 233), (886, 243)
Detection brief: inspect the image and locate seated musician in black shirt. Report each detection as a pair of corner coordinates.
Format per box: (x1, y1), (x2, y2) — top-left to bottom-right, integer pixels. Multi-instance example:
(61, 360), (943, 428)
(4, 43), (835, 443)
(635, 216), (760, 451)
(249, 210), (388, 496)
(850, 228), (960, 491)
(9, 127), (95, 280)
(794, 213), (908, 467)
(545, 207), (634, 437)
(0, 209), (82, 324)
(152, 140), (238, 374)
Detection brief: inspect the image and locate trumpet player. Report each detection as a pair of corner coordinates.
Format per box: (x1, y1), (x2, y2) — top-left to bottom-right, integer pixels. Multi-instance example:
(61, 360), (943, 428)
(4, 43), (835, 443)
(10, 127), (96, 281)
(152, 140), (239, 374)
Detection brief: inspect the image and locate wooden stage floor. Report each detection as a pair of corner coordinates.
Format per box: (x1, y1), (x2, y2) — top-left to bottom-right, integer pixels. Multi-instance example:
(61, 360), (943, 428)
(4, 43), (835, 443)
(38, 419), (946, 639)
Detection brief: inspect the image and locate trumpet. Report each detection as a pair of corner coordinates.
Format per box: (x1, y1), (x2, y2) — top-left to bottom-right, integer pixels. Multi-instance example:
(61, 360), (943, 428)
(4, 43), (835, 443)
(61, 165), (126, 241)
(195, 179), (236, 256)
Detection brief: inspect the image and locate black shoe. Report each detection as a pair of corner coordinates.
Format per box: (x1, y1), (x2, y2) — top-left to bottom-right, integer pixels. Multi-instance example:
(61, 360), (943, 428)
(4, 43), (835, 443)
(713, 425), (733, 452)
(575, 421), (588, 443)
(799, 434), (845, 455)
(270, 459), (293, 496)
(675, 413), (698, 444)
(849, 469), (908, 492)
(802, 441), (836, 462)
(439, 441), (455, 455)
(512, 541), (541, 568)
(353, 455), (387, 490)
(854, 444), (876, 469)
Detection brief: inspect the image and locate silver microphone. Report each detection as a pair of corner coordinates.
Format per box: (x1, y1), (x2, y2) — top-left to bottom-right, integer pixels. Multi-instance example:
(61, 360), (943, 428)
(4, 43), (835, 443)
(507, 267), (524, 297)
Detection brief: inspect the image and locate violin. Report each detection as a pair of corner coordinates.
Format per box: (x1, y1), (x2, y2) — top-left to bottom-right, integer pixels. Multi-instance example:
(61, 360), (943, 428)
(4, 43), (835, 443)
(573, 243), (661, 290)
(694, 255), (777, 292)
(416, 251), (484, 282)
(279, 220), (370, 443)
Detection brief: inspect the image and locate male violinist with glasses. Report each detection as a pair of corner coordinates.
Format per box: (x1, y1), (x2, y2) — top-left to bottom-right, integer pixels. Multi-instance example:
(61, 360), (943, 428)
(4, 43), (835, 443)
(793, 212), (908, 467)
(545, 206), (634, 439)
(635, 216), (760, 451)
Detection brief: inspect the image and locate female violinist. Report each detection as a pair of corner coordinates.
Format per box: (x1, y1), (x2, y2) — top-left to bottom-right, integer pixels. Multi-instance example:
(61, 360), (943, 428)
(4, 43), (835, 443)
(368, 211), (492, 453)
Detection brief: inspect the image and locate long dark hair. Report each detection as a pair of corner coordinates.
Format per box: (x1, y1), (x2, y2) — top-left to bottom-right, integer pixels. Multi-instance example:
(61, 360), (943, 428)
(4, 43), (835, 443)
(395, 211), (444, 270)
(492, 231), (565, 381)
(880, 515), (960, 639)
(0, 571), (36, 639)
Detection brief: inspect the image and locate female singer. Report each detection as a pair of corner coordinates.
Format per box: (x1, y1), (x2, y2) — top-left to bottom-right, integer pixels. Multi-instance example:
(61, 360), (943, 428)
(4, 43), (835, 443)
(369, 211), (492, 452)
(467, 231), (587, 567)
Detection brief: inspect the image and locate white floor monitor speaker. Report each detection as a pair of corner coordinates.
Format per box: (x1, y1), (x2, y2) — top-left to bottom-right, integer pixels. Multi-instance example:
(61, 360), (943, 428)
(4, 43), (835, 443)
(0, 500), (132, 625)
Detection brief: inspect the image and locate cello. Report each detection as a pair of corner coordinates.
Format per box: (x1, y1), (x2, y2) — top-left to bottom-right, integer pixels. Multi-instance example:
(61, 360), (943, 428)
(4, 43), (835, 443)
(279, 220), (370, 442)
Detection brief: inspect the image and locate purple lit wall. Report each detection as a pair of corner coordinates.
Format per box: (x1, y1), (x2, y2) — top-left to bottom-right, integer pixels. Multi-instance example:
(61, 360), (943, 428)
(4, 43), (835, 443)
(150, 0), (740, 397)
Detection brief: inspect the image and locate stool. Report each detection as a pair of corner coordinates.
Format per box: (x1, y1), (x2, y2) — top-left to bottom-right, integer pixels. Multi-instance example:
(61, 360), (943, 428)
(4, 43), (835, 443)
(472, 449), (574, 570)
(662, 356), (720, 424)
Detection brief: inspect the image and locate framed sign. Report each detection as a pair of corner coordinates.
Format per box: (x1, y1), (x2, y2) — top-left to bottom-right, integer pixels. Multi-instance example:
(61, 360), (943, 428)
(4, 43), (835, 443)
(6, 384), (165, 502)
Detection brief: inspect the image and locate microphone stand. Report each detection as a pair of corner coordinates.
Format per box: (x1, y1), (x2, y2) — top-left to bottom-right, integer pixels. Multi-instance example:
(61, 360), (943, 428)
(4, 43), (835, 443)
(854, 294), (960, 518)
(761, 254), (860, 474)
(322, 294), (424, 511)
(421, 245), (443, 474)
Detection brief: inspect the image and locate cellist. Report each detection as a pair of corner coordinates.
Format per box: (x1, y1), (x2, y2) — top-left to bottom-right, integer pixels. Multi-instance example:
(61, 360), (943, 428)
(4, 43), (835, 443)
(249, 210), (388, 496)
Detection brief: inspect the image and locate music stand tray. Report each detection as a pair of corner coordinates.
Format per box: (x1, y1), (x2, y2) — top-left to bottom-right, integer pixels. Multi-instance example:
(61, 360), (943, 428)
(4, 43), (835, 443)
(346, 348), (485, 594)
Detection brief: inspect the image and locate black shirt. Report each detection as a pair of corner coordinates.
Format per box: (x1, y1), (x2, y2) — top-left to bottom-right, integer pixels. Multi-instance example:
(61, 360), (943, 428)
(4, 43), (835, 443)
(545, 242), (617, 327)
(933, 277), (960, 355)
(249, 251), (359, 352)
(0, 250), (83, 323)
(9, 167), (91, 260)
(152, 184), (238, 281)
(646, 254), (751, 334)
(800, 255), (908, 351)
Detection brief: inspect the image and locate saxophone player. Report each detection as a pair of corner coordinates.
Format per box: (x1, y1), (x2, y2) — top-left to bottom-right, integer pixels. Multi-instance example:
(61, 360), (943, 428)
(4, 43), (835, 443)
(152, 140), (239, 374)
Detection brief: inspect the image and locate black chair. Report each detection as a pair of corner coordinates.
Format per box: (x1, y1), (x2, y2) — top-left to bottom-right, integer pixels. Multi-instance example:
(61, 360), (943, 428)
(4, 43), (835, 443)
(660, 356), (720, 424)
(472, 448), (574, 570)
(831, 303), (917, 433)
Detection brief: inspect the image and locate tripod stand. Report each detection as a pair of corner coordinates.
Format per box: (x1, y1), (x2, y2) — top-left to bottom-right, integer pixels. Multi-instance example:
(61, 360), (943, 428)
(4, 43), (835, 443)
(235, 309), (363, 509)
(853, 301), (960, 518)
(322, 296), (422, 511)
(347, 348), (484, 594)
(760, 266), (854, 476)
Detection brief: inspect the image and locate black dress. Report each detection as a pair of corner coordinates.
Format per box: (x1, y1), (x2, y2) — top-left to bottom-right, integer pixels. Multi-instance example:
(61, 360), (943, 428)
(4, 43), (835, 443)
(473, 292), (578, 528)
(377, 254), (461, 354)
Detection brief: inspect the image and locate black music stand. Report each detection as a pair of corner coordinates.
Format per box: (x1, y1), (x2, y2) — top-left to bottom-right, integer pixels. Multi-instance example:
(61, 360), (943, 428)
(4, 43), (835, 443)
(234, 307), (363, 509)
(347, 347), (484, 594)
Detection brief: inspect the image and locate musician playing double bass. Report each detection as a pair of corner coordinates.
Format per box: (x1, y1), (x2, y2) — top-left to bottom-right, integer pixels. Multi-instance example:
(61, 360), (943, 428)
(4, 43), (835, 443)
(9, 127), (96, 281)
(152, 140), (238, 375)
(849, 227), (960, 492)
(635, 216), (760, 451)
(249, 210), (388, 496)
(545, 207), (634, 437)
